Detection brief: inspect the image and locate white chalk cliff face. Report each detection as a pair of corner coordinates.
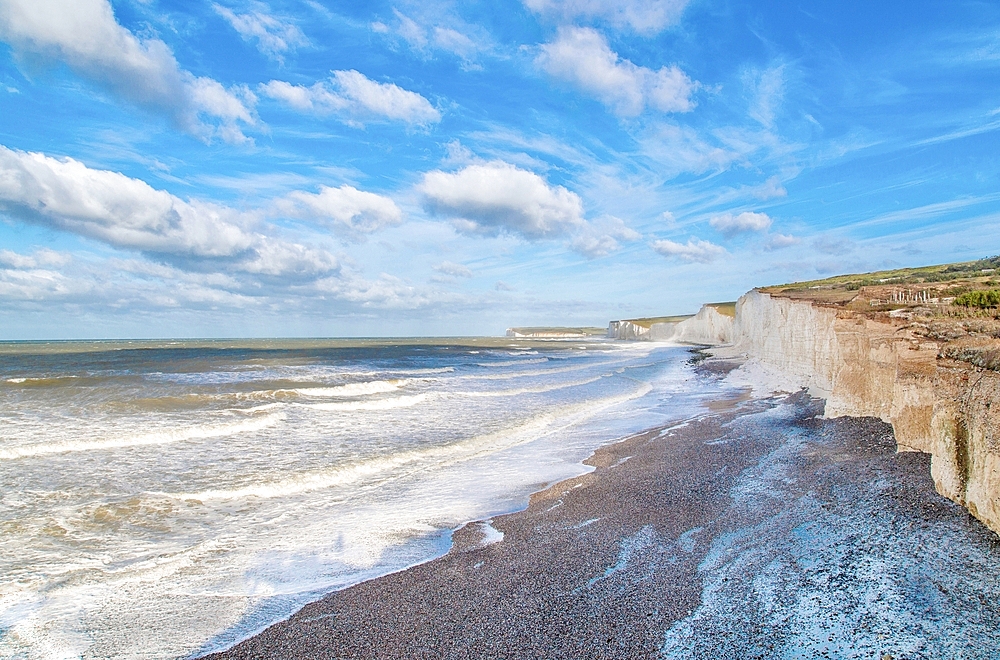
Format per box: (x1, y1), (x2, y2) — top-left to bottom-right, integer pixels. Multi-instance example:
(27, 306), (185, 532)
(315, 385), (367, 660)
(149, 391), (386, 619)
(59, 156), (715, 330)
(607, 305), (734, 344)
(666, 305), (733, 345)
(707, 291), (1000, 535)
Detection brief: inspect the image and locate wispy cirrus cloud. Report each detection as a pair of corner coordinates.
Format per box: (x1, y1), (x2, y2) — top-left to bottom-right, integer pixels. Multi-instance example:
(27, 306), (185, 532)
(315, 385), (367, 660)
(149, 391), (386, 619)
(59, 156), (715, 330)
(260, 70), (440, 127)
(537, 27), (696, 116)
(372, 9), (487, 67)
(570, 216), (641, 258)
(0, 0), (258, 143)
(213, 2), (308, 63)
(524, 0), (690, 34)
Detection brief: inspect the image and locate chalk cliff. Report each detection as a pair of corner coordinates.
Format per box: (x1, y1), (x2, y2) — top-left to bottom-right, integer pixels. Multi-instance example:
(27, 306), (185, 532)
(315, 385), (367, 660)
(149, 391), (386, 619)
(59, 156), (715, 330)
(666, 304), (734, 345)
(606, 320), (652, 340)
(707, 290), (1000, 534)
(608, 305), (734, 343)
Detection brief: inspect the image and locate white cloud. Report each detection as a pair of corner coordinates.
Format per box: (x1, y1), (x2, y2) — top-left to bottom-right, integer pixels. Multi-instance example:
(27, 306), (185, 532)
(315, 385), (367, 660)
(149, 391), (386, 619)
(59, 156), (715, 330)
(0, 247), (69, 268)
(570, 216), (641, 258)
(419, 161), (585, 240)
(0, 145), (339, 279)
(433, 261), (473, 278)
(651, 237), (726, 263)
(536, 27), (695, 116)
(751, 176), (788, 200)
(0, 255), (88, 300)
(275, 185), (402, 240)
(765, 233), (801, 251)
(374, 10), (486, 66)
(641, 122), (738, 176)
(745, 64), (785, 128)
(260, 70), (440, 126)
(0, 0), (258, 143)
(213, 2), (308, 63)
(813, 236), (855, 256)
(710, 211), (773, 237)
(524, 0), (689, 34)
(237, 240), (339, 279)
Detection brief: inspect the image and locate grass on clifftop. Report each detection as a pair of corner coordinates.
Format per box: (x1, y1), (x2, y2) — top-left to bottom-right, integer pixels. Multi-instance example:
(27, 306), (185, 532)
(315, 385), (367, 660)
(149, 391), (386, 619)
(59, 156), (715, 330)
(761, 256), (1000, 300)
(623, 303), (736, 327)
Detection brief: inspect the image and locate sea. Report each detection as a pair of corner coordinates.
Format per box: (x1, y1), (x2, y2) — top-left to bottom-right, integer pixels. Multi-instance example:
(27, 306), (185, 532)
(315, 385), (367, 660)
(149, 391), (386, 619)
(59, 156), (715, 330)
(0, 337), (732, 659)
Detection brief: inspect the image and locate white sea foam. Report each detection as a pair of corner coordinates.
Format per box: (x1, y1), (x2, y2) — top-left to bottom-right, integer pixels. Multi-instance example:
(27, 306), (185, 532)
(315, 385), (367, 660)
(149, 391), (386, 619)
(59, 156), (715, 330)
(0, 413), (284, 460)
(476, 358), (549, 368)
(451, 375), (605, 397)
(298, 394), (428, 411)
(292, 380), (404, 397)
(175, 381), (655, 504)
(0, 340), (711, 660)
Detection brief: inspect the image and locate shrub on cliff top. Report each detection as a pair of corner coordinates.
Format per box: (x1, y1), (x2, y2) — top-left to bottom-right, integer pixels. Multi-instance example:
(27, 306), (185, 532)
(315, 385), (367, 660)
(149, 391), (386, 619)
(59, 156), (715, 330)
(955, 289), (1000, 308)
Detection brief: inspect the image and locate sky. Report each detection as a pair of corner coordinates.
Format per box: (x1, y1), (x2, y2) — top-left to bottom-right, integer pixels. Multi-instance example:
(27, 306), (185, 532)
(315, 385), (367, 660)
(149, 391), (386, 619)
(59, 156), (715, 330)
(1, 0), (999, 338)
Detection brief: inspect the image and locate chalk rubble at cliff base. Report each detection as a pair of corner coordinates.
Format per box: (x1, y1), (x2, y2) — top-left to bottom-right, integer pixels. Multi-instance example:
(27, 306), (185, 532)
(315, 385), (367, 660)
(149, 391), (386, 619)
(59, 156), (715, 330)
(618, 289), (1000, 536)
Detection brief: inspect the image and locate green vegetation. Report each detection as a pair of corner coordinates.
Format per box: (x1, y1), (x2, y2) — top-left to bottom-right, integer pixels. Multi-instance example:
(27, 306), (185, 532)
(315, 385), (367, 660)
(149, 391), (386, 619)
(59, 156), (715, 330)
(707, 302), (737, 318)
(624, 315), (693, 328)
(955, 290), (1000, 308)
(762, 255), (1000, 294)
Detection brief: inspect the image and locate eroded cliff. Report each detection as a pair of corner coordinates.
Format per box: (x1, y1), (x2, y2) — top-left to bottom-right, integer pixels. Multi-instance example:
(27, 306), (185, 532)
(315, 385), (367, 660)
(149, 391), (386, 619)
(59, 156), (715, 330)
(715, 289), (1000, 534)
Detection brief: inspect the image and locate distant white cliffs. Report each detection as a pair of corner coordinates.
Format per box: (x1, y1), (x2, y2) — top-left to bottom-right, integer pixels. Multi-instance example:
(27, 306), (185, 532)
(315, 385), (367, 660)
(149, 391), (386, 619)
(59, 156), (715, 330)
(505, 327), (604, 339)
(607, 304), (735, 345)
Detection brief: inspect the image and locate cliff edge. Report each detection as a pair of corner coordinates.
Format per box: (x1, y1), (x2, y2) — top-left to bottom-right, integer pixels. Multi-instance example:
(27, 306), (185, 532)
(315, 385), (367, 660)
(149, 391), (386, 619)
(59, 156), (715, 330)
(709, 282), (1000, 535)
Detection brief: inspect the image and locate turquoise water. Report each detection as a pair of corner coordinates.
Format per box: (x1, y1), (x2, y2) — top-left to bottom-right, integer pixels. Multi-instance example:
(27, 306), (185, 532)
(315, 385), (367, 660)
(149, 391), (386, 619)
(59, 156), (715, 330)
(0, 338), (727, 659)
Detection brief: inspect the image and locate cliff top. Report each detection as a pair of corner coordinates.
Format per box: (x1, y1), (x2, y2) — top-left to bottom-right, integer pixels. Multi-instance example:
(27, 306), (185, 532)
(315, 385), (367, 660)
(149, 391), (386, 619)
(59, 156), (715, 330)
(761, 255), (1000, 372)
(622, 303), (736, 328)
(760, 256), (1000, 308)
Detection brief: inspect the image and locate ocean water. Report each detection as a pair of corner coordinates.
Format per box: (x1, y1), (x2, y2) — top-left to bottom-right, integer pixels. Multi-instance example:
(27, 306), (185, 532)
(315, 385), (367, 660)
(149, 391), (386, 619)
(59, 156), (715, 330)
(0, 338), (728, 659)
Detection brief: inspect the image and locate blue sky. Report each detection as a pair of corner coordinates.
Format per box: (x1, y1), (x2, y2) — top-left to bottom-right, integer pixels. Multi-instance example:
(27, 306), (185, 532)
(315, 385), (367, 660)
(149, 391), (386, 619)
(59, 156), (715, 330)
(1, 0), (999, 338)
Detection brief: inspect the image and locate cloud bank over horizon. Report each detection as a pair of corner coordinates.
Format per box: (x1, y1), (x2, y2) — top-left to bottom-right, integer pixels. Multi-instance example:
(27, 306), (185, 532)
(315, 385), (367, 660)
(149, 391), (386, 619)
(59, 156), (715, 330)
(0, 0), (998, 337)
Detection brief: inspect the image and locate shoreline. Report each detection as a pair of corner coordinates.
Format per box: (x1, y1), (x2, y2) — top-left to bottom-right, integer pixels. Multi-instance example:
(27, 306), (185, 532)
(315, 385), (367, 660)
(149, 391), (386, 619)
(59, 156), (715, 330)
(203, 363), (1000, 658)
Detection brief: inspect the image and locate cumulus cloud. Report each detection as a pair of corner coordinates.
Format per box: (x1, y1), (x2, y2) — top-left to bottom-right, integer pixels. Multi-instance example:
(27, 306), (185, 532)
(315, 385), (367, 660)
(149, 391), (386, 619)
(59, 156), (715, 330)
(419, 161), (585, 240)
(765, 233), (801, 251)
(570, 216), (641, 258)
(0, 145), (339, 279)
(524, 0), (689, 34)
(536, 27), (695, 116)
(213, 2), (308, 63)
(709, 211), (773, 237)
(0, 0), (258, 143)
(651, 237), (726, 263)
(260, 70), (440, 127)
(274, 185), (402, 240)
(0, 250), (88, 301)
(433, 261), (473, 278)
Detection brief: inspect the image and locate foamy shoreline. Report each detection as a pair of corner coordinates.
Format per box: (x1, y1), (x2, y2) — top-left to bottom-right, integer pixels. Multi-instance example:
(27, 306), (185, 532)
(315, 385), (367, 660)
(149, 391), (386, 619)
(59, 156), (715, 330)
(203, 363), (1000, 658)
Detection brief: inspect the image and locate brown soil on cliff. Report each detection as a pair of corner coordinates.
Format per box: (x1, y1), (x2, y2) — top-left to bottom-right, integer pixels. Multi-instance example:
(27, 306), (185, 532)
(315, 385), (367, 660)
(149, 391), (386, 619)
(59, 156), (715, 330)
(761, 257), (1000, 374)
